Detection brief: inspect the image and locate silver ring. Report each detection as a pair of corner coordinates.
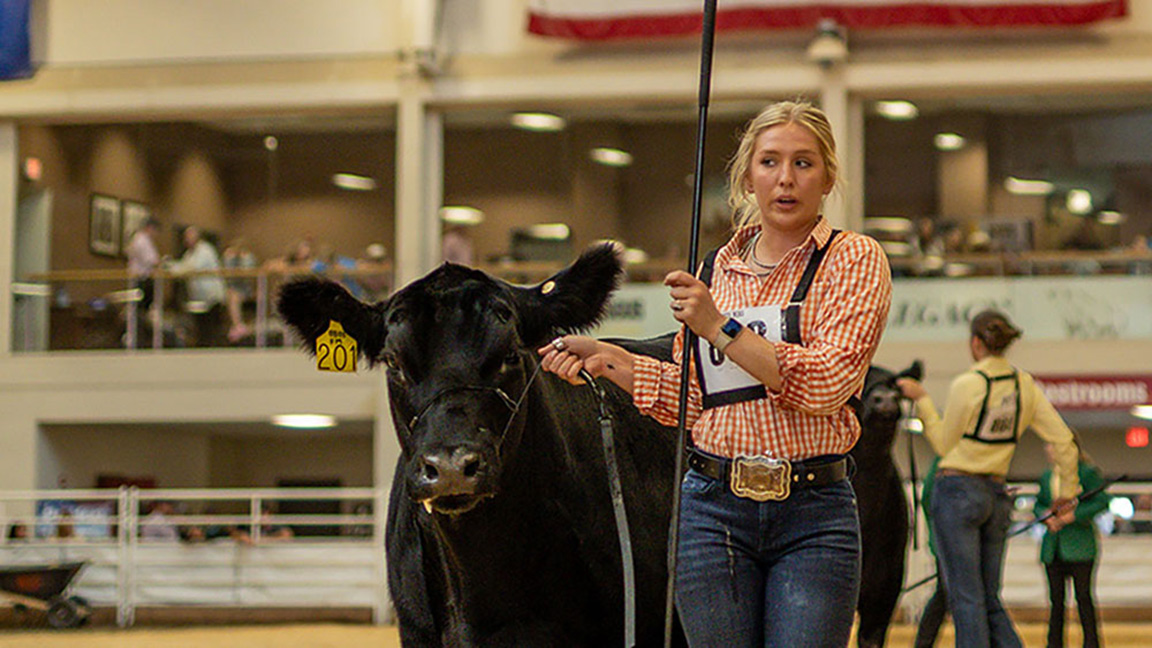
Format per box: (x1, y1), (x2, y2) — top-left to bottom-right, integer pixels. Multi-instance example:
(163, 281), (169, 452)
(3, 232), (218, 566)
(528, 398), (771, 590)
(552, 338), (566, 351)
(671, 300), (683, 312)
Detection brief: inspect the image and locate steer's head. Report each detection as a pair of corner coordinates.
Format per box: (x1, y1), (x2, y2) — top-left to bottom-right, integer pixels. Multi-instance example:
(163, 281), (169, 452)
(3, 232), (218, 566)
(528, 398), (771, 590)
(277, 244), (622, 515)
(856, 360), (924, 450)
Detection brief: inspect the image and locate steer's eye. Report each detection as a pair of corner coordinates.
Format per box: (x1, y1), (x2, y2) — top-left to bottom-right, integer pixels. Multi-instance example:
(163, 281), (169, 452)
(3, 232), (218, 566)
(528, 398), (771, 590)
(503, 352), (520, 370)
(382, 352), (407, 383)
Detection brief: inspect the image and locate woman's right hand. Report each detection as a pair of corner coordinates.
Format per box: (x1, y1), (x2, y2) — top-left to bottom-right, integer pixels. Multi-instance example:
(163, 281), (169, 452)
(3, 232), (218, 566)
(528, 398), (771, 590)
(537, 335), (634, 392)
(538, 335), (597, 385)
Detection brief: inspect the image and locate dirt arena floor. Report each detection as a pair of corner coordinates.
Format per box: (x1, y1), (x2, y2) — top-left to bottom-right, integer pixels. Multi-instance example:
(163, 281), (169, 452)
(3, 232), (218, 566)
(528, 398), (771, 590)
(1, 621), (1151, 647)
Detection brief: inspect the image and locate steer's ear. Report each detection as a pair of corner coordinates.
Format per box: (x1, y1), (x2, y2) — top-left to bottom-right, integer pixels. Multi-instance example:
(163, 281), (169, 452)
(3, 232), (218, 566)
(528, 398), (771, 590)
(897, 360), (924, 382)
(277, 277), (387, 364)
(511, 243), (623, 347)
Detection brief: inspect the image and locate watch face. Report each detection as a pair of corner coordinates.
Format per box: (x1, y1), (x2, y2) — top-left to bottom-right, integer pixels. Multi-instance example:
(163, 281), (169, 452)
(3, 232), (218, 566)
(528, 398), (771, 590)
(722, 318), (743, 337)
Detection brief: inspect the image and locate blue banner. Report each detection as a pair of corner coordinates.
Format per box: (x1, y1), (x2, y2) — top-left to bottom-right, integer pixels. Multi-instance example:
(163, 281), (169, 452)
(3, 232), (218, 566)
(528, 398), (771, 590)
(0, 0), (34, 80)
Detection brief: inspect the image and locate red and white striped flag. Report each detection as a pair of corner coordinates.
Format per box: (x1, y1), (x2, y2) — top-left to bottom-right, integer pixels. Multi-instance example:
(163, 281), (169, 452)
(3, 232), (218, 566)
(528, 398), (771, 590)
(527, 0), (1128, 40)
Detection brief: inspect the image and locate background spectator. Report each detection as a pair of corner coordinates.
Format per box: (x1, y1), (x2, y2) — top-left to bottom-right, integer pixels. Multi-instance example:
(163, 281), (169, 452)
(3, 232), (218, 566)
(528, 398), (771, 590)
(167, 226), (227, 346)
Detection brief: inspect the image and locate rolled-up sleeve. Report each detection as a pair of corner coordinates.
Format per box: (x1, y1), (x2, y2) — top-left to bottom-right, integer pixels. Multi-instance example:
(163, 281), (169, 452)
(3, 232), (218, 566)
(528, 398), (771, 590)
(770, 237), (892, 415)
(632, 332), (703, 428)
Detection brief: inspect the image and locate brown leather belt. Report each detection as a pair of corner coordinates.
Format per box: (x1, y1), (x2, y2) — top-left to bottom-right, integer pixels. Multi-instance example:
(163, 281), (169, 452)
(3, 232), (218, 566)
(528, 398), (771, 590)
(686, 448), (849, 502)
(936, 467), (1006, 483)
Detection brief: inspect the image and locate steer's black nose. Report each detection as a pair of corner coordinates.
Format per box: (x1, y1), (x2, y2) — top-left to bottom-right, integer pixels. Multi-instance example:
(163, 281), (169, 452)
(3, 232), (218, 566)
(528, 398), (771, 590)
(419, 448), (484, 496)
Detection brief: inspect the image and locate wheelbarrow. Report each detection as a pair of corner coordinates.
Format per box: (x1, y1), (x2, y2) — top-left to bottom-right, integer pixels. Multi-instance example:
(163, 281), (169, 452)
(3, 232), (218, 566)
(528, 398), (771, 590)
(0, 561), (91, 628)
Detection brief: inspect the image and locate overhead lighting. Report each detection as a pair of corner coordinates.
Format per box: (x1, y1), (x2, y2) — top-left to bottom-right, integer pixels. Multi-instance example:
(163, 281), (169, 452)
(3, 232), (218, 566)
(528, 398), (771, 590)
(527, 223), (571, 240)
(439, 206), (485, 226)
(944, 263), (975, 277)
(864, 217), (913, 233)
(272, 414), (337, 429)
(1131, 404), (1152, 420)
(510, 112), (566, 132)
(589, 147), (633, 167)
(1004, 176), (1054, 196)
(934, 132), (966, 151)
(10, 282), (51, 297)
(263, 135), (279, 151)
(875, 101), (919, 121)
(1066, 189), (1093, 215)
(332, 173), (377, 192)
(1097, 210), (1124, 225)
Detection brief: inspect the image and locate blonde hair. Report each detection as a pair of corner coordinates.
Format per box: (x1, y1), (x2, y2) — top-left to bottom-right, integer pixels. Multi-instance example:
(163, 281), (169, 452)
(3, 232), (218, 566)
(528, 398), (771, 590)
(726, 99), (840, 229)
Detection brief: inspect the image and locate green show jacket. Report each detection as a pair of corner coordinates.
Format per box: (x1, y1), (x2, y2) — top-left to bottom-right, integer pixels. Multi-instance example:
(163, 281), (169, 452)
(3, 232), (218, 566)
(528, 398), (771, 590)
(1033, 462), (1112, 564)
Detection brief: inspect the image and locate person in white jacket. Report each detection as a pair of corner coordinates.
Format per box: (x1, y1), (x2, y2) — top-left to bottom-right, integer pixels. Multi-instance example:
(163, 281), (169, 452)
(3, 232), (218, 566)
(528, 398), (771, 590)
(168, 225), (227, 346)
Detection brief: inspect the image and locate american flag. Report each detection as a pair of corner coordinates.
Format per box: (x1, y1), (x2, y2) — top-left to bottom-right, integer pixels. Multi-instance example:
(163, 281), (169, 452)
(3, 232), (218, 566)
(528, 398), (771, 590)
(527, 0), (1128, 40)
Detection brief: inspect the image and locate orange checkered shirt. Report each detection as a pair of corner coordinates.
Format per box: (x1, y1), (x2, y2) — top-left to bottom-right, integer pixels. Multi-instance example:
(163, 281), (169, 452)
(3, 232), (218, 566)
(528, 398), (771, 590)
(632, 218), (892, 460)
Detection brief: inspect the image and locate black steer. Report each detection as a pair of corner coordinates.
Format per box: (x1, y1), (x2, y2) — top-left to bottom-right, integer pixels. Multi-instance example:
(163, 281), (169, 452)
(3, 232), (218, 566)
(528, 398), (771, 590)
(278, 245), (684, 647)
(849, 361), (922, 648)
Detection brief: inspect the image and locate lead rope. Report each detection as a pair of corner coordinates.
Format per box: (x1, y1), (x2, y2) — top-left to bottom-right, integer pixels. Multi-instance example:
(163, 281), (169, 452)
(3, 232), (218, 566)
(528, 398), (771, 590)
(579, 369), (636, 648)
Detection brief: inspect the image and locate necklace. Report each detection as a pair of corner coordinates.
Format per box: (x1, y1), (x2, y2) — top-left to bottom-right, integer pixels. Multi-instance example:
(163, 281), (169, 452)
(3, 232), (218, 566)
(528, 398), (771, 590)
(745, 232), (777, 274)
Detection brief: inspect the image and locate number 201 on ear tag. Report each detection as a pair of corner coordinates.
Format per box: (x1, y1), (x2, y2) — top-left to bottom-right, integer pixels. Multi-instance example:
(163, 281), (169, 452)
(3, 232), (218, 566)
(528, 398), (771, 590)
(316, 320), (358, 373)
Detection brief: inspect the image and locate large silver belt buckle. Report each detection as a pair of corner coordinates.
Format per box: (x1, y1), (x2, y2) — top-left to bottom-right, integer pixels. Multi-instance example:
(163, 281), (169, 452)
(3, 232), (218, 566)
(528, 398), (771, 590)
(730, 455), (791, 501)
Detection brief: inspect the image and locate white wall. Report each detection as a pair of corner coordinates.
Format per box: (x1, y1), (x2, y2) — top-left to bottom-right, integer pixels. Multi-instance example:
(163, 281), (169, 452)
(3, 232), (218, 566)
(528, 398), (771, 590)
(41, 0), (397, 65)
(41, 426), (211, 488)
(0, 351), (388, 490)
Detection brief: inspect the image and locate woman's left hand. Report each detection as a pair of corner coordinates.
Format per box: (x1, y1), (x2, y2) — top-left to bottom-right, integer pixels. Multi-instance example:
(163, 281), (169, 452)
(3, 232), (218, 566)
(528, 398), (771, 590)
(664, 270), (724, 339)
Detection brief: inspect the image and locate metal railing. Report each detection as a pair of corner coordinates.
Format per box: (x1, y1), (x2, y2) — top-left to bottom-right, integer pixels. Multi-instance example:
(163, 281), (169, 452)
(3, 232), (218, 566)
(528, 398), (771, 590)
(0, 487), (388, 627)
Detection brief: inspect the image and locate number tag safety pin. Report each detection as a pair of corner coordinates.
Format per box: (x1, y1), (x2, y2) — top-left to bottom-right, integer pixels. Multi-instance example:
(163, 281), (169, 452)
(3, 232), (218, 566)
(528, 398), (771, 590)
(316, 320), (358, 373)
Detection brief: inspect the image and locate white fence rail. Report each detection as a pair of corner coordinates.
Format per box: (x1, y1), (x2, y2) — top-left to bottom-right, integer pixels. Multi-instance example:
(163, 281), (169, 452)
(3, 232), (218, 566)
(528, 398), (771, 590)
(0, 487), (388, 627)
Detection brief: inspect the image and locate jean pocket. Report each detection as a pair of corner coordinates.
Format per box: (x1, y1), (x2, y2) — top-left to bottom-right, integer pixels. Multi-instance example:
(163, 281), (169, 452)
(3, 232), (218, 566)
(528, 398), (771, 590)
(681, 468), (721, 496)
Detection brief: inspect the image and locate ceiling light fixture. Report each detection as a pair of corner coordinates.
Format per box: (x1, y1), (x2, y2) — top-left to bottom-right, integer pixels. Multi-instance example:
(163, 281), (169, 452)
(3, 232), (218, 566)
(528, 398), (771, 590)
(527, 223), (571, 240)
(332, 173), (377, 191)
(589, 147), (633, 167)
(1004, 176), (1054, 196)
(875, 101), (919, 121)
(1097, 210), (1124, 225)
(272, 414), (337, 429)
(1066, 189), (1093, 215)
(510, 112), (566, 132)
(934, 132), (966, 151)
(439, 206), (485, 226)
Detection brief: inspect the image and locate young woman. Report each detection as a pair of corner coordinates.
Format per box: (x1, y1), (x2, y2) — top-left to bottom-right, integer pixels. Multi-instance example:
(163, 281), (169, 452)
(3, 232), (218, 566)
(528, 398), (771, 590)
(897, 310), (1081, 648)
(1036, 436), (1110, 648)
(539, 100), (892, 647)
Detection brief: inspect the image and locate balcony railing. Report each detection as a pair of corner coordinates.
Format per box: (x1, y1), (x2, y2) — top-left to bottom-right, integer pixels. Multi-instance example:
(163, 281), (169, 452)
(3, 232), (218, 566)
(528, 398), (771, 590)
(11, 248), (1152, 353)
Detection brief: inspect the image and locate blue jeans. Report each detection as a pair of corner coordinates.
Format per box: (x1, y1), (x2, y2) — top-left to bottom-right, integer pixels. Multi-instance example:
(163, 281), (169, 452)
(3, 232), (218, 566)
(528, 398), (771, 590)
(675, 467), (861, 648)
(930, 474), (1022, 648)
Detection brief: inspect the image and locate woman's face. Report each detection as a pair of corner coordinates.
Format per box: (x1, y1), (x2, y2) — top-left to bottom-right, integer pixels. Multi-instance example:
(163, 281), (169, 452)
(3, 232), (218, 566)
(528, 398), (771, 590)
(745, 122), (833, 236)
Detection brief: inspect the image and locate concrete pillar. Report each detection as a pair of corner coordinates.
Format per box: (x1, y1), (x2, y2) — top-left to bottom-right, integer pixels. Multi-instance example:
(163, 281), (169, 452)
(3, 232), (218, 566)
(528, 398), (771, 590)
(0, 123), (17, 356)
(819, 66), (857, 231)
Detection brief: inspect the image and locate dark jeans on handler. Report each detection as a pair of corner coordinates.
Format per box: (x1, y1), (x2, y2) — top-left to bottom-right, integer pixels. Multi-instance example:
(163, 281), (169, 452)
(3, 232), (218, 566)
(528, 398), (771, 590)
(930, 473), (1022, 648)
(914, 558), (949, 648)
(675, 465), (860, 648)
(1045, 558), (1100, 648)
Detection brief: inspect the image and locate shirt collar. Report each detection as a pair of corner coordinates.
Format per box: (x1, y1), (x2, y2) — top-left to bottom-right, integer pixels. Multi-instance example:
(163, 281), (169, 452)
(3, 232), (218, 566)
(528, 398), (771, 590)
(973, 356), (1012, 374)
(718, 216), (831, 270)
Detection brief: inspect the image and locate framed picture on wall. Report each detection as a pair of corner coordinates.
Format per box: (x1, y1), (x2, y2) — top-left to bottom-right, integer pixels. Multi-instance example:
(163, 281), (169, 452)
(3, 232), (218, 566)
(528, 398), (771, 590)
(120, 200), (152, 255)
(89, 193), (121, 257)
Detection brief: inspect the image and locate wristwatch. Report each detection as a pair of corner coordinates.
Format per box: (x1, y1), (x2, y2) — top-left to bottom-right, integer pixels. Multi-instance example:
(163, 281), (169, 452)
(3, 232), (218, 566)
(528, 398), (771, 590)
(712, 317), (744, 355)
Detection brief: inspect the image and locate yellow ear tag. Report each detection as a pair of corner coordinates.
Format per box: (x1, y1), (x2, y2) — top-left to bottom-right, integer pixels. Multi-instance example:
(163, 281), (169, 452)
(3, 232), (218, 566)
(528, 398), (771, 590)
(541, 280), (556, 295)
(316, 320), (358, 373)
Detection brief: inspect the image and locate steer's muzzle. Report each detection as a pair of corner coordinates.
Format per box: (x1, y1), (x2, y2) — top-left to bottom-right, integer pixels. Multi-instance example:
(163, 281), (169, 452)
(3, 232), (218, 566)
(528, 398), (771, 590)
(414, 446), (491, 514)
